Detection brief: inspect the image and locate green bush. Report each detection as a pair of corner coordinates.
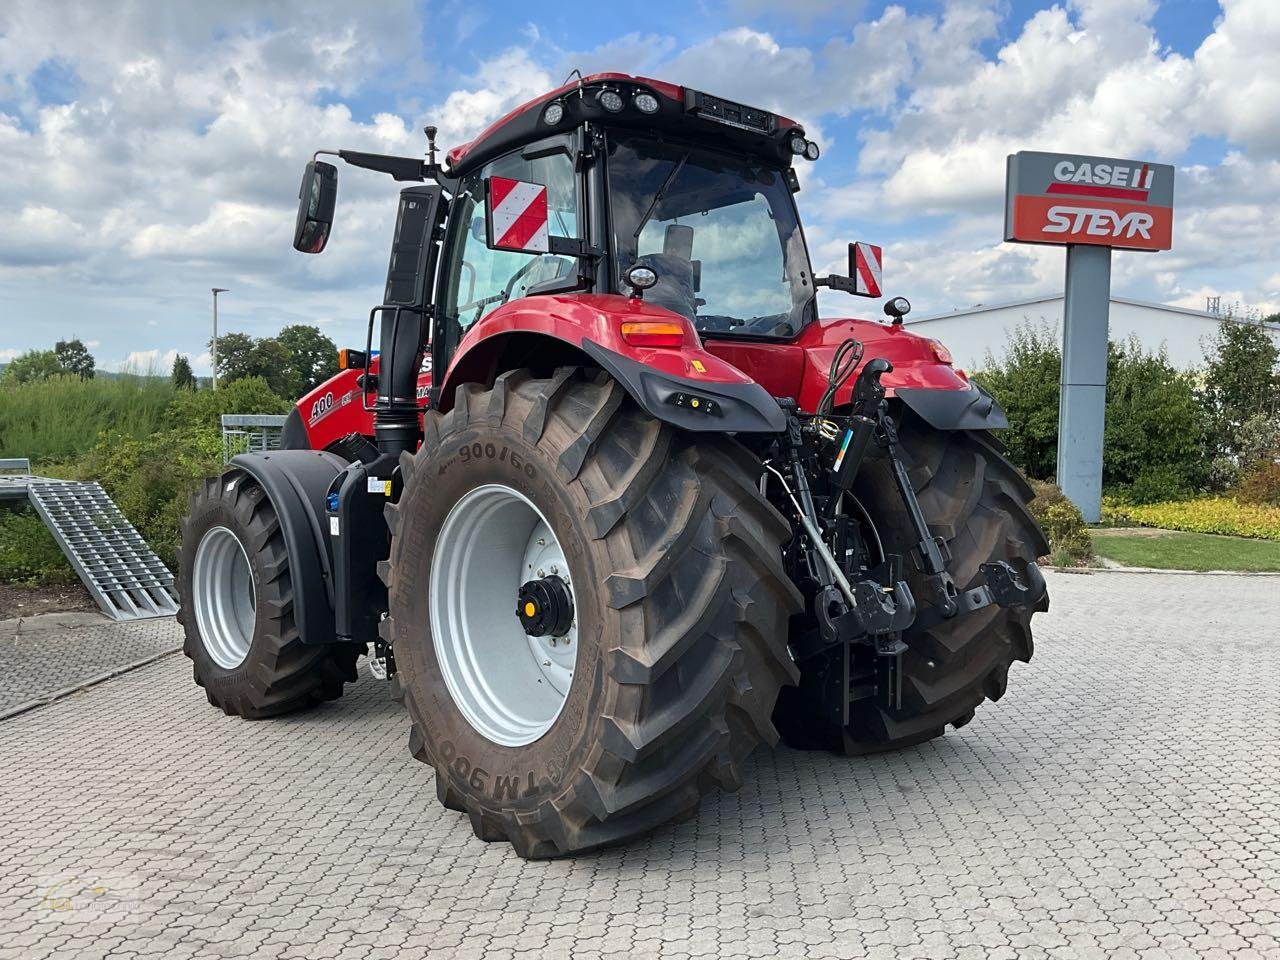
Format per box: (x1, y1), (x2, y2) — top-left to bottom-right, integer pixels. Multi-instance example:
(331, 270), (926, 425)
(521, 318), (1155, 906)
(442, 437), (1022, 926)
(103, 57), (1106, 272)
(0, 508), (75, 583)
(1103, 338), (1207, 502)
(1236, 459), (1280, 506)
(1027, 479), (1093, 565)
(0, 377), (291, 582)
(163, 376), (290, 432)
(972, 323), (1062, 481)
(974, 322), (1212, 502)
(0, 374), (175, 464)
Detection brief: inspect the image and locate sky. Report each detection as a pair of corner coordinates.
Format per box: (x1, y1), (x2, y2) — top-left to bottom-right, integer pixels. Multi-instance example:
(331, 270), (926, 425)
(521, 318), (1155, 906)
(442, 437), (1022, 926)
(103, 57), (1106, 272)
(1, 0), (1276, 374)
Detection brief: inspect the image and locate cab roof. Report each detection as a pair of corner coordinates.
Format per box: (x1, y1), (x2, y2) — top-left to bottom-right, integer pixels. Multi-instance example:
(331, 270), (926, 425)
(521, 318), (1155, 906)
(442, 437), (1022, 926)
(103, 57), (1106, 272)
(445, 72), (803, 176)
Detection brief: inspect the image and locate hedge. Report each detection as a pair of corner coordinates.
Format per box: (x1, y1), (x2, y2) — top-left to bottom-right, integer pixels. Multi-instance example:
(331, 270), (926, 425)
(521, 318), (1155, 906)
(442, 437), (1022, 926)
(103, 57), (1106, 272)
(1101, 497), (1280, 541)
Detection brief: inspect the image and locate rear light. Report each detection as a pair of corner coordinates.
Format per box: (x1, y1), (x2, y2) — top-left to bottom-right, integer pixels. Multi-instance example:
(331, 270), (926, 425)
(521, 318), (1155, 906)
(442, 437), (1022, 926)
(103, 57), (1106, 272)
(926, 339), (953, 365)
(620, 321), (685, 348)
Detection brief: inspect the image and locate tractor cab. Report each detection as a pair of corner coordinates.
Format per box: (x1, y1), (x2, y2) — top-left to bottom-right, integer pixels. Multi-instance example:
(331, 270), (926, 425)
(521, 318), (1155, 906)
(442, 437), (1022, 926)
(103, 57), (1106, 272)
(293, 73), (838, 405)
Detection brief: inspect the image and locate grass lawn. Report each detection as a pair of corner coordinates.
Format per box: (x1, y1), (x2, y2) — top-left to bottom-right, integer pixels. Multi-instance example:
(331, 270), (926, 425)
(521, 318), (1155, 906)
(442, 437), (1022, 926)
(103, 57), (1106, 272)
(1091, 527), (1280, 573)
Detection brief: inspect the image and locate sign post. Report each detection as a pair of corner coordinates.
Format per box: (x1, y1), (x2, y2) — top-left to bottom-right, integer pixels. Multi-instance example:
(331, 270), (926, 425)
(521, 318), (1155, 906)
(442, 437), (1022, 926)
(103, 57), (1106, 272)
(1004, 151), (1175, 521)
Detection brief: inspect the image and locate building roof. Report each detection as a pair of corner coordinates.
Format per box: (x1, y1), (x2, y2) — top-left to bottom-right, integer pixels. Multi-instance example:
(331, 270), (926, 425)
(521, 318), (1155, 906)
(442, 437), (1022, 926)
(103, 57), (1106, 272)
(906, 293), (1248, 326)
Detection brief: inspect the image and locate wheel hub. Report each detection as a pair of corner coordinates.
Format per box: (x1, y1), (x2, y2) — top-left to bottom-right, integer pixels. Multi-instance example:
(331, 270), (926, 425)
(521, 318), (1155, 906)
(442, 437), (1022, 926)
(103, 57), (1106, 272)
(517, 575), (574, 638)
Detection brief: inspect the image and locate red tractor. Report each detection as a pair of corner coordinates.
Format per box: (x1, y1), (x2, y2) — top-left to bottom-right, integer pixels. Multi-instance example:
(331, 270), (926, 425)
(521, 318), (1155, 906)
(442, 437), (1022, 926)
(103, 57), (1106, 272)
(178, 73), (1048, 858)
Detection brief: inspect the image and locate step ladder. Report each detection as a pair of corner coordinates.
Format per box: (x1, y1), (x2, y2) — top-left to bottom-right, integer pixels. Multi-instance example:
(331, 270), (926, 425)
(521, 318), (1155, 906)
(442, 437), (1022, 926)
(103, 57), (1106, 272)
(1, 468), (179, 621)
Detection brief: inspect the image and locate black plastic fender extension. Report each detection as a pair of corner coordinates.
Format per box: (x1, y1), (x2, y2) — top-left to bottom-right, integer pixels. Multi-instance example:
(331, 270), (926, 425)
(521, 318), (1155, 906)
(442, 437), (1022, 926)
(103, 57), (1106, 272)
(581, 339), (787, 433)
(227, 450), (348, 645)
(894, 382), (1009, 431)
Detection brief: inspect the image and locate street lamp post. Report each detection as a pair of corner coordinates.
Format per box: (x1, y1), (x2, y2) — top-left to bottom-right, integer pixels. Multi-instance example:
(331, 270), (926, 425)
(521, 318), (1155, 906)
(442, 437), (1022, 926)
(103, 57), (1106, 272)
(211, 288), (229, 390)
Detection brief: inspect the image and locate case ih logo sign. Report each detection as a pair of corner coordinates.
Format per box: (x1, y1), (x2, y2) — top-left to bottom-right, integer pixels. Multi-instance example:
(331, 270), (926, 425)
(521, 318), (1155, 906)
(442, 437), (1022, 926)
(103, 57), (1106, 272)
(1005, 151), (1175, 252)
(486, 176), (549, 253)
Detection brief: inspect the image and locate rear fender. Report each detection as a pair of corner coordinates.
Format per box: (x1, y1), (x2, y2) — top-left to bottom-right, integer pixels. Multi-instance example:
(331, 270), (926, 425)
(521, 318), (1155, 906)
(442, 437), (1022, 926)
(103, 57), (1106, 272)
(227, 450), (347, 645)
(436, 293), (786, 432)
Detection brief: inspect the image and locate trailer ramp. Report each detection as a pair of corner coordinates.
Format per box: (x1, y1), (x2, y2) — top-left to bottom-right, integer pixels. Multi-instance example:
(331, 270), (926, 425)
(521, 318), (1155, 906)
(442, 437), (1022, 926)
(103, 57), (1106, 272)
(0, 469), (179, 621)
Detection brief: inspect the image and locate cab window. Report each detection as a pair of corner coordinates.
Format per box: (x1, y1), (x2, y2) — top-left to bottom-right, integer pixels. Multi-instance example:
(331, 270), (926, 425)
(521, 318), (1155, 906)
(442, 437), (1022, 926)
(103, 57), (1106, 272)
(440, 149), (580, 335)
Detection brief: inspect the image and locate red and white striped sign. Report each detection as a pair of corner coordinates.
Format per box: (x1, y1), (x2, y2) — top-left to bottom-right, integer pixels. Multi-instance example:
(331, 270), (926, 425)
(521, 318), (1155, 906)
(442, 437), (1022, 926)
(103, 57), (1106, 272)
(851, 241), (882, 298)
(486, 176), (549, 253)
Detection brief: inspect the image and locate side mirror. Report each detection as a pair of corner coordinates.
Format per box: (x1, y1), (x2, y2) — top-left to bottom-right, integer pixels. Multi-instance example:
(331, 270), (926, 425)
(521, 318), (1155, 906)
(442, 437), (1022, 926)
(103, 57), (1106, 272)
(293, 160), (337, 253)
(484, 176), (549, 254)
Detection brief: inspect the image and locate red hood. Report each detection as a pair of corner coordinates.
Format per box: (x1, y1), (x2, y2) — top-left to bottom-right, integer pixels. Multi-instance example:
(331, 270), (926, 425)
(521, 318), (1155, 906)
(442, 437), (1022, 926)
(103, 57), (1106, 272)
(703, 317), (967, 412)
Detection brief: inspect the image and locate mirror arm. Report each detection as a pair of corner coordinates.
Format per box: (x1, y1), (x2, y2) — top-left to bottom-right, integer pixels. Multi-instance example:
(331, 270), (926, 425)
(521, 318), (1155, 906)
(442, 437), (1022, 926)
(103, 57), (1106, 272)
(548, 236), (604, 260)
(315, 147), (455, 190)
(814, 275), (859, 294)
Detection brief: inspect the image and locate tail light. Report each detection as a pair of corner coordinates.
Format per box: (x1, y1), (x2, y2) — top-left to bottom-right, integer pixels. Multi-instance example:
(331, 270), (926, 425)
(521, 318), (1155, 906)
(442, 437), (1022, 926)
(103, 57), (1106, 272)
(620, 321), (686, 348)
(926, 339), (953, 365)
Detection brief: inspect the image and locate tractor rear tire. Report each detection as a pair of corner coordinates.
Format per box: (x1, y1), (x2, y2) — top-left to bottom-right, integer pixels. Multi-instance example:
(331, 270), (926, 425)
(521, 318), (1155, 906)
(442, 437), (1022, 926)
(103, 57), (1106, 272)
(384, 368), (802, 858)
(775, 412), (1049, 754)
(177, 470), (363, 719)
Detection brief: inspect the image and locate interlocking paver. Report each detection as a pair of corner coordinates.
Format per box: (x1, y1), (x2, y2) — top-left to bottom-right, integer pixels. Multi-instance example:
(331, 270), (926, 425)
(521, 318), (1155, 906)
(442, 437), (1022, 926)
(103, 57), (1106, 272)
(1, 569), (1278, 959)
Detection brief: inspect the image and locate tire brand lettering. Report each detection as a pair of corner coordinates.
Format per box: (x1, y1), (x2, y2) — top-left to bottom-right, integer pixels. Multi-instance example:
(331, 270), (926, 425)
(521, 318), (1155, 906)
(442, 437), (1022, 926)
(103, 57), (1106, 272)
(438, 740), (531, 800)
(492, 772), (537, 801)
(458, 442), (536, 478)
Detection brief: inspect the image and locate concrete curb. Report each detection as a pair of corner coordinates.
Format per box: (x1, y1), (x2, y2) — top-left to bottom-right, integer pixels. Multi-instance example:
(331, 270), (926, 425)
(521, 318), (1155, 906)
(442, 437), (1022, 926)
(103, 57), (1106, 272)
(0, 645), (182, 722)
(1069, 564), (1280, 577)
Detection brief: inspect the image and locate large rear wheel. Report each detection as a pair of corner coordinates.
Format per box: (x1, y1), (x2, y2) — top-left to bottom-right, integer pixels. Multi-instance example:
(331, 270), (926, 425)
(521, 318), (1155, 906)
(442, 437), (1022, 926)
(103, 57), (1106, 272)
(775, 412), (1049, 754)
(384, 369), (802, 857)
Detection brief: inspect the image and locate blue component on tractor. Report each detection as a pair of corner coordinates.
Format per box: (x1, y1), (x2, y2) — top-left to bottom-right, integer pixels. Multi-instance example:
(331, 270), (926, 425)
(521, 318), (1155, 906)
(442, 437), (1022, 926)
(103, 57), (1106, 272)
(326, 492), (339, 512)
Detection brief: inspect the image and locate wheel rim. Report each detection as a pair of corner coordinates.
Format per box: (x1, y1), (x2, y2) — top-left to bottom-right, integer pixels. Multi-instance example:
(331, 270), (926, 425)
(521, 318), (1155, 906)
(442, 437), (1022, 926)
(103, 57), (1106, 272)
(192, 526), (257, 670)
(431, 484), (578, 747)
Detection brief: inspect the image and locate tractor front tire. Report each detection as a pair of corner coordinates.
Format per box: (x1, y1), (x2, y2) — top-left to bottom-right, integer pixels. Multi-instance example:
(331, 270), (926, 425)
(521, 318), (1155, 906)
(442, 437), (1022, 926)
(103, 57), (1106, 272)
(384, 369), (802, 858)
(775, 413), (1050, 754)
(177, 470), (362, 718)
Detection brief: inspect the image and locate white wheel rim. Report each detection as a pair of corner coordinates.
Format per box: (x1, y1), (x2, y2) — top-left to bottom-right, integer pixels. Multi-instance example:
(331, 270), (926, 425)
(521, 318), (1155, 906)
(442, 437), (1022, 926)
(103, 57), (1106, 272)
(430, 483), (578, 747)
(192, 526), (257, 669)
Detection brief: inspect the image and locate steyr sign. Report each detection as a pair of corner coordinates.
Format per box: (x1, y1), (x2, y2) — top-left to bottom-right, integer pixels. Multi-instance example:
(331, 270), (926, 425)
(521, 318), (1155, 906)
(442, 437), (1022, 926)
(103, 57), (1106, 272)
(1004, 151), (1175, 252)
(1002, 150), (1176, 523)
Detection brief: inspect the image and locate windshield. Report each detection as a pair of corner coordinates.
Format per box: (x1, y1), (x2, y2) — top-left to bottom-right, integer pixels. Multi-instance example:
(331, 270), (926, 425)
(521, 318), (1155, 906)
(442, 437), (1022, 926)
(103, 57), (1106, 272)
(607, 134), (814, 338)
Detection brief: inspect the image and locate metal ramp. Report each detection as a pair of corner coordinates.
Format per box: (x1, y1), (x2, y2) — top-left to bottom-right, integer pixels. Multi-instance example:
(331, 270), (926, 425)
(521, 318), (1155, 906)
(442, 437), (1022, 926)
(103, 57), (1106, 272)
(0, 465), (179, 621)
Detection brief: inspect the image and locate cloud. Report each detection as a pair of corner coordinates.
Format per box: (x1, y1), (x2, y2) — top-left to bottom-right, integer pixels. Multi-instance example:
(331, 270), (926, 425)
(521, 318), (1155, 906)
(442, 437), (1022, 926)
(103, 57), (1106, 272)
(1, 0), (1278, 372)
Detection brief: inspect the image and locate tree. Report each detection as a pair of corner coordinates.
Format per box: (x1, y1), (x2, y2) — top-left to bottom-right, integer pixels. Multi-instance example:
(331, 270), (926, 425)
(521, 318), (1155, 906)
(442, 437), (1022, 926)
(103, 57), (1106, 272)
(1200, 314), (1280, 457)
(54, 338), (95, 379)
(250, 338), (294, 397)
(972, 322), (1063, 480)
(210, 330), (318, 398)
(1, 349), (63, 383)
(277, 324), (338, 395)
(209, 332), (259, 385)
(171, 354), (197, 391)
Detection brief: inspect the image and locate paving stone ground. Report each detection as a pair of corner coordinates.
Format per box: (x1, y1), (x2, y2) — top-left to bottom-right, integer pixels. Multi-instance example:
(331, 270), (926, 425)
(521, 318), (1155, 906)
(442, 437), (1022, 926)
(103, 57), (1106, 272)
(1, 569), (1277, 959)
(0, 614), (181, 717)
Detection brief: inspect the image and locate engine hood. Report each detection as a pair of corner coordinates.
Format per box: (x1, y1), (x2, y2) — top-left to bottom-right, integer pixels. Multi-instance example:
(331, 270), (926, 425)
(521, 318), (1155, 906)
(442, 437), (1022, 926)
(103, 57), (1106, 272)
(702, 316), (971, 413)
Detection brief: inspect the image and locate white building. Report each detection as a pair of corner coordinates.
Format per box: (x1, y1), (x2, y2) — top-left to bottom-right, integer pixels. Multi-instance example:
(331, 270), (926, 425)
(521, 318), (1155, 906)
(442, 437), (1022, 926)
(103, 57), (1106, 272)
(904, 295), (1280, 372)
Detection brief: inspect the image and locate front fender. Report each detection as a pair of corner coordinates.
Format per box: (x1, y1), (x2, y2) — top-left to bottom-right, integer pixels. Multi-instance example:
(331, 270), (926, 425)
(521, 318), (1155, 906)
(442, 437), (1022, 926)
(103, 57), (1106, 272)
(228, 450), (347, 645)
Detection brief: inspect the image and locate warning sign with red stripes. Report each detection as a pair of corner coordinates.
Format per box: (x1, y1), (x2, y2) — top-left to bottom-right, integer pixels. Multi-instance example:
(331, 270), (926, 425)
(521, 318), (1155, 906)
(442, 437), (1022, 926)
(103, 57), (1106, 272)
(851, 241), (883, 297)
(485, 176), (549, 253)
